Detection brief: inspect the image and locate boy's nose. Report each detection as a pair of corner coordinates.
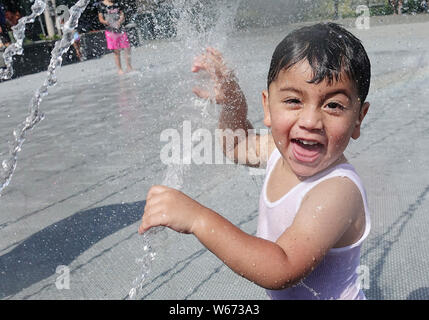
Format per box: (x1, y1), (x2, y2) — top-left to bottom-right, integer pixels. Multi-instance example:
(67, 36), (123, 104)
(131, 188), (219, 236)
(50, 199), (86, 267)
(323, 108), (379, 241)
(298, 107), (323, 132)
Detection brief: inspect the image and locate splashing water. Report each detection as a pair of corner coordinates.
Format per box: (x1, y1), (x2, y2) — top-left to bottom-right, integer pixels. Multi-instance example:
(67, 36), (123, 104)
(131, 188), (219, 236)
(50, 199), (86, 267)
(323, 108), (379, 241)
(127, 164), (188, 300)
(298, 280), (321, 299)
(126, 0), (241, 300)
(0, 0), (46, 81)
(0, 0), (90, 195)
(1, 0), (240, 300)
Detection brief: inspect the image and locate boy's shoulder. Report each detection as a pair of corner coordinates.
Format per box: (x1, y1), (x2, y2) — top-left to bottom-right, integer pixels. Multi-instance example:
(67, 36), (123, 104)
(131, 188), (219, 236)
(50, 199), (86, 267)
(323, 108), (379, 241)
(301, 173), (364, 219)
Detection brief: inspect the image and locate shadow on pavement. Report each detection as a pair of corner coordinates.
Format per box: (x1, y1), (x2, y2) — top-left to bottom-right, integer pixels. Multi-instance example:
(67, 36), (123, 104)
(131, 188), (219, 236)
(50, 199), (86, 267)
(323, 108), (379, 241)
(0, 200), (145, 299)
(407, 287), (429, 300)
(363, 184), (429, 300)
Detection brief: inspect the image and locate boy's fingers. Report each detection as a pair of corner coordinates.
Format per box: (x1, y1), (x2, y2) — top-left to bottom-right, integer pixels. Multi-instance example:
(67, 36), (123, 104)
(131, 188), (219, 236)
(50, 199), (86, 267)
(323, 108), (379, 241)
(203, 55), (227, 79)
(207, 47), (221, 58)
(143, 196), (166, 217)
(138, 213), (153, 234)
(192, 54), (210, 72)
(192, 87), (210, 100)
(146, 185), (167, 204)
(193, 53), (222, 77)
(191, 59), (205, 72)
(138, 222), (152, 235)
(206, 48), (223, 64)
(138, 212), (166, 235)
(191, 64), (201, 73)
(147, 185), (167, 197)
(138, 223), (146, 234)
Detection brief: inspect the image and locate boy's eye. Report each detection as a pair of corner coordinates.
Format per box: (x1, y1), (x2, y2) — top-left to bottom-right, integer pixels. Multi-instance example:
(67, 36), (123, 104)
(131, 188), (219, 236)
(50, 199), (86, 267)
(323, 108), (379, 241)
(284, 98), (301, 105)
(325, 102), (345, 111)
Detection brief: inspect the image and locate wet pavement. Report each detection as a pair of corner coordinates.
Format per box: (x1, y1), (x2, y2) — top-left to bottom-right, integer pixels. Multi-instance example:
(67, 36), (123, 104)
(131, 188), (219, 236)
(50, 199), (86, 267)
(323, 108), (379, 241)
(1, 13), (429, 300)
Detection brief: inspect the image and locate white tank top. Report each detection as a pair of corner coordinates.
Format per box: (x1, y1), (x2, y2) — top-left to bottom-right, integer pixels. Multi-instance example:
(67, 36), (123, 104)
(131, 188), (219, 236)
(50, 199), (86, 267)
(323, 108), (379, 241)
(257, 148), (371, 300)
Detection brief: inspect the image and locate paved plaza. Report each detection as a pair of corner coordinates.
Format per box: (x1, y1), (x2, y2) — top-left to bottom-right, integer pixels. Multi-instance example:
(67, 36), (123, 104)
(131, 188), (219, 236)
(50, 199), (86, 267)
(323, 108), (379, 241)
(1, 13), (429, 299)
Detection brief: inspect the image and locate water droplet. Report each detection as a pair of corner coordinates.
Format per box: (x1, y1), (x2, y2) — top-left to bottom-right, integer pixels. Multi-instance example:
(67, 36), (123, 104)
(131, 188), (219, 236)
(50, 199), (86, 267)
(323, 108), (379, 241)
(2, 160), (10, 171)
(128, 288), (136, 300)
(135, 258), (143, 264)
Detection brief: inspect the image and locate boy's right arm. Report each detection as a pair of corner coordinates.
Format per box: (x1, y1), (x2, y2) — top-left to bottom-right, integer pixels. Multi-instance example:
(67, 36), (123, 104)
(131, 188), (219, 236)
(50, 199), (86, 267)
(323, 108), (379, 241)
(192, 47), (274, 168)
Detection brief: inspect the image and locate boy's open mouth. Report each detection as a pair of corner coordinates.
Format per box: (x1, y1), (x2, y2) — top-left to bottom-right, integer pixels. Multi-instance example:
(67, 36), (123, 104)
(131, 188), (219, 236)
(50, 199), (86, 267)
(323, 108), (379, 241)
(291, 139), (324, 163)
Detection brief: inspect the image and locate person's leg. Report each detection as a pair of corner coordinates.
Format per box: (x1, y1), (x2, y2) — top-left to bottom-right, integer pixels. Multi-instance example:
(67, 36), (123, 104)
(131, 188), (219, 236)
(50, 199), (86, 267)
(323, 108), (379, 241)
(389, 0), (397, 14)
(106, 31), (124, 74)
(398, 0), (403, 14)
(124, 47), (133, 72)
(73, 42), (82, 61)
(119, 32), (133, 72)
(113, 49), (124, 74)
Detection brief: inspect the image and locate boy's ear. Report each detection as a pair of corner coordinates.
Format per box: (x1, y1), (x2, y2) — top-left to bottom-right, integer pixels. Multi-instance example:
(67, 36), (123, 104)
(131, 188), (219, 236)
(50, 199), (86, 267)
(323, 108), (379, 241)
(351, 102), (370, 140)
(262, 90), (271, 128)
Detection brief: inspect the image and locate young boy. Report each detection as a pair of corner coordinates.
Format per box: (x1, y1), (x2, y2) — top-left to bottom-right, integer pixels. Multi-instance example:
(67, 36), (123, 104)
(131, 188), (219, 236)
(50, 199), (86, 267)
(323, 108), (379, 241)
(139, 22), (372, 299)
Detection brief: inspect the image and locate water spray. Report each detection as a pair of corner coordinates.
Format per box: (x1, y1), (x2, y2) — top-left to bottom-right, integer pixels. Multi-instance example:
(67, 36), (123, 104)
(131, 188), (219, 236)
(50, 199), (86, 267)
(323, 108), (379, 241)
(0, 0), (90, 195)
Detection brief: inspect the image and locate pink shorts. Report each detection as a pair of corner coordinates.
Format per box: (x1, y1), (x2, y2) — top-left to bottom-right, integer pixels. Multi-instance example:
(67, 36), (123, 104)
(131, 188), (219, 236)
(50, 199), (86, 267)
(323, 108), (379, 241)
(105, 31), (130, 50)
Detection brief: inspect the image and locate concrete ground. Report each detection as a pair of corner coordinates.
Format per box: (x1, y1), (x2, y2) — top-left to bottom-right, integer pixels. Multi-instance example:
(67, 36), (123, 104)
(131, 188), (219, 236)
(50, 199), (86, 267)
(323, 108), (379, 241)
(1, 13), (429, 300)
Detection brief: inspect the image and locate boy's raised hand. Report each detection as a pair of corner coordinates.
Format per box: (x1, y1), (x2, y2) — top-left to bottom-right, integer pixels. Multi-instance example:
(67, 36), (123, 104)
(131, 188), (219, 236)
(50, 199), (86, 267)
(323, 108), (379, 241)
(192, 47), (240, 105)
(138, 185), (205, 235)
(191, 47), (228, 77)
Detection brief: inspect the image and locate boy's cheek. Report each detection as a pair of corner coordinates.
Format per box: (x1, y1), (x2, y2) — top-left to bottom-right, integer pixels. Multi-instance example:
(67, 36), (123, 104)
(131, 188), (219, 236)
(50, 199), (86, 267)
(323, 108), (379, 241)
(263, 116), (271, 128)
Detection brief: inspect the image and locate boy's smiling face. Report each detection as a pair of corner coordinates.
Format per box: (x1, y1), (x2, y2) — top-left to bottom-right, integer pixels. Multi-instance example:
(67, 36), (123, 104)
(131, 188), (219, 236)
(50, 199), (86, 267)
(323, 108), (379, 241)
(262, 59), (370, 178)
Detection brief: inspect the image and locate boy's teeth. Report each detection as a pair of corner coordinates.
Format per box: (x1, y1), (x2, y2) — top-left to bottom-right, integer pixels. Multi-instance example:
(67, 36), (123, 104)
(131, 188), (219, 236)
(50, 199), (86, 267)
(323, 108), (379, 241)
(298, 139), (318, 145)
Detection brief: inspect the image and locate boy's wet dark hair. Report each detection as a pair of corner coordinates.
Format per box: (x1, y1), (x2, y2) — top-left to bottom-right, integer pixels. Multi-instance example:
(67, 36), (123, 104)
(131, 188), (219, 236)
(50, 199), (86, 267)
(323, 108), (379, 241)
(267, 23), (371, 104)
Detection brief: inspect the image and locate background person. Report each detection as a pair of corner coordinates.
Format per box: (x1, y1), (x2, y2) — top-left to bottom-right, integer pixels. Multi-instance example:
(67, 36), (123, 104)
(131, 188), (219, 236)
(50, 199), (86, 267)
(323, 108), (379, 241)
(98, 0), (133, 75)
